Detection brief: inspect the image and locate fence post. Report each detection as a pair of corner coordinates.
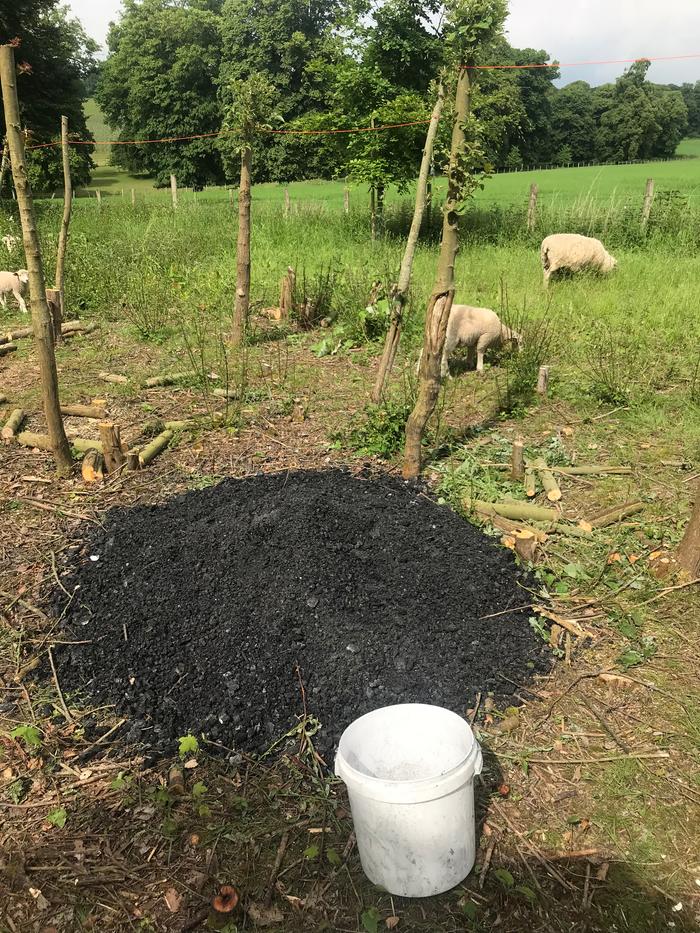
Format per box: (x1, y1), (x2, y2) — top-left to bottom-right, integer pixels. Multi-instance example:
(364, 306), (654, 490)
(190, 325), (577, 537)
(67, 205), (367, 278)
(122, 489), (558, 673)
(641, 177), (655, 229)
(284, 186), (290, 219)
(95, 189), (102, 208)
(170, 173), (178, 209)
(344, 185), (350, 215)
(131, 188), (136, 207)
(527, 182), (538, 233)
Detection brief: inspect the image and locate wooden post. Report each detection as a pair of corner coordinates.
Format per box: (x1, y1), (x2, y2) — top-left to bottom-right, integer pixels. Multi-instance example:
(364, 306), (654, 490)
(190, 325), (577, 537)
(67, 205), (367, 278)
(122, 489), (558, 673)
(511, 438), (525, 480)
(370, 184), (377, 241)
(641, 177), (655, 229)
(537, 365), (550, 396)
(131, 188), (136, 207)
(229, 188), (234, 207)
(279, 266), (295, 322)
(527, 183), (538, 232)
(170, 173), (178, 209)
(678, 480), (700, 577)
(54, 115), (72, 329)
(284, 187), (290, 219)
(98, 421), (126, 474)
(232, 144), (252, 347)
(46, 288), (62, 344)
(95, 189), (101, 208)
(0, 44), (72, 475)
(344, 186), (350, 215)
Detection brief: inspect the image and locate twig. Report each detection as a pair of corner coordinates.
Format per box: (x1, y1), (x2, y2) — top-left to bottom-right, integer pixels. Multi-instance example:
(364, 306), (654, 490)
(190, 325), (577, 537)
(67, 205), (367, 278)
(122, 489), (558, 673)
(582, 862), (591, 910)
(579, 695), (630, 753)
(479, 833), (497, 890)
(48, 646), (73, 723)
(638, 578), (700, 607)
(51, 550), (71, 598)
(479, 603), (534, 620)
(18, 497), (99, 524)
(77, 719), (126, 762)
(468, 691), (482, 724)
(495, 807), (575, 891)
(509, 751), (669, 766)
(264, 831), (290, 907)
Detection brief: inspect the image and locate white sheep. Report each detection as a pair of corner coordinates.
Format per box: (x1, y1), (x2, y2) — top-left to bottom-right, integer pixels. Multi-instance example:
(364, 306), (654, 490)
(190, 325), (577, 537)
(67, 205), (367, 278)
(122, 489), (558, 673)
(541, 233), (617, 286)
(0, 269), (29, 314)
(418, 304), (522, 377)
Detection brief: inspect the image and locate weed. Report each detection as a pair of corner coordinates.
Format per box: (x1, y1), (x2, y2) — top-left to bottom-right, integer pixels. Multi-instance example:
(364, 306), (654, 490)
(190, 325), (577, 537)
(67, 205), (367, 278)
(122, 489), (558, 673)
(10, 724), (42, 750)
(342, 398), (413, 459)
(177, 734), (199, 759)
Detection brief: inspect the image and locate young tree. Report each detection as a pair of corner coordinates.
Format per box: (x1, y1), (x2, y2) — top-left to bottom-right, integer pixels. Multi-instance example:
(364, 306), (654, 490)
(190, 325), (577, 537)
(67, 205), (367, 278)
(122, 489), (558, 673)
(0, 43), (72, 475)
(219, 74), (278, 346)
(403, 0), (507, 479)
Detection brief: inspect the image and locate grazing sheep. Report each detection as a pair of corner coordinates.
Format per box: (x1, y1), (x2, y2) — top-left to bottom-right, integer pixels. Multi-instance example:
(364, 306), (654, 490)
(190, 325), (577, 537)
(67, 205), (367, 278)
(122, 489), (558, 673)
(0, 269), (29, 314)
(418, 305), (522, 377)
(541, 233), (617, 286)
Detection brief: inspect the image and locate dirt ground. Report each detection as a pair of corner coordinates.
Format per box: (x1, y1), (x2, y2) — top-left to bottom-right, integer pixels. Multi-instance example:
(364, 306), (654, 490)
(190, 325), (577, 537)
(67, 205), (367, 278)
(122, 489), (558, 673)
(1, 321), (699, 933)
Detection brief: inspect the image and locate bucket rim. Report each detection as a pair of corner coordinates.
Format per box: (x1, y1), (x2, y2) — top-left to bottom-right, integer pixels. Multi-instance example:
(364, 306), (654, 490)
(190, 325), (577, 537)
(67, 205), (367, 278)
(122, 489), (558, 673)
(335, 703), (479, 790)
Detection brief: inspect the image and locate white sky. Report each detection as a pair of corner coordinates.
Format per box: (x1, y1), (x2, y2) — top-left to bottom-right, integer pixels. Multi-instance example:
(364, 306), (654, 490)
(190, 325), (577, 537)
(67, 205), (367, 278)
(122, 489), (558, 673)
(67, 0), (700, 86)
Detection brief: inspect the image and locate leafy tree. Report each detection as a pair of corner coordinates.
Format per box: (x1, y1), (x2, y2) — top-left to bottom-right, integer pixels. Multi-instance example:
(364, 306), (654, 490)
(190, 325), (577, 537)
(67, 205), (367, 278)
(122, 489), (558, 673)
(362, 0), (442, 94)
(0, 0), (97, 190)
(550, 81), (597, 163)
(97, 0), (224, 187)
(677, 82), (700, 136)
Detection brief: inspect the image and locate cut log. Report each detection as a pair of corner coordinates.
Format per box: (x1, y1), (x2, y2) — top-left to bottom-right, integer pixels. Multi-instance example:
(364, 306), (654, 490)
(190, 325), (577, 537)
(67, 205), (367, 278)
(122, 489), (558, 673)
(81, 448), (105, 483)
(534, 457), (562, 502)
(213, 388), (240, 400)
(537, 365), (550, 396)
(61, 321), (98, 337)
(2, 408), (26, 442)
(98, 422), (126, 475)
(126, 448), (141, 471)
(139, 430), (173, 467)
(144, 372), (194, 389)
(61, 403), (106, 419)
(163, 419), (193, 432)
(511, 438), (525, 481)
(465, 497), (560, 523)
(5, 326), (32, 341)
(17, 431), (102, 454)
(589, 501), (644, 528)
(99, 372), (128, 385)
(537, 521), (593, 539)
(476, 509), (548, 542)
(524, 466), (537, 498)
(0, 343), (17, 357)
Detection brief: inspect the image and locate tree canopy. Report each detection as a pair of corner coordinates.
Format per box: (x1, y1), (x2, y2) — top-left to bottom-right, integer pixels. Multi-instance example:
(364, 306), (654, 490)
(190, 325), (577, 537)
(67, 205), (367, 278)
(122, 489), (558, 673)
(0, 0), (97, 189)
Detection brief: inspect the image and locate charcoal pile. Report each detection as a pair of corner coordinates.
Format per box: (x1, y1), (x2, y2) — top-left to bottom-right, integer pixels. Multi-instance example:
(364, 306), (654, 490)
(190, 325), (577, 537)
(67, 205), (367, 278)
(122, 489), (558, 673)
(53, 470), (549, 759)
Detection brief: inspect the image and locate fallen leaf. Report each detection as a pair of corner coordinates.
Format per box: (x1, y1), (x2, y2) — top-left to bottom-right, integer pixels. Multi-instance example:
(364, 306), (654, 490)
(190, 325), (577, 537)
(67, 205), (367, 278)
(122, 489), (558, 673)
(607, 552), (621, 564)
(183, 759), (198, 770)
(29, 887), (49, 911)
(628, 554), (640, 564)
(595, 862), (609, 881)
(386, 917), (400, 930)
(562, 426), (574, 437)
(164, 888), (182, 913)
(247, 902), (285, 926)
(649, 550), (664, 561)
(497, 784), (510, 797)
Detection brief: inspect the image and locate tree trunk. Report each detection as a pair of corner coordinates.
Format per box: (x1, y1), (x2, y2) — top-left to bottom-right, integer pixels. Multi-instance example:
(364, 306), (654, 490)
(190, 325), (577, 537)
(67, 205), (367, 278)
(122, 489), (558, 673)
(232, 145), (252, 346)
(371, 83), (445, 403)
(0, 45), (72, 476)
(54, 114), (72, 334)
(402, 67), (472, 479)
(678, 480), (700, 577)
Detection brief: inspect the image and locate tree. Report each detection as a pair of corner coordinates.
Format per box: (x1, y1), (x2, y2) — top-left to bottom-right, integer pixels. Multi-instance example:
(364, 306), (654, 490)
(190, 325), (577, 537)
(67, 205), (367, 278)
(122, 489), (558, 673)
(362, 0), (442, 94)
(403, 0), (507, 479)
(550, 81), (597, 163)
(97, 0), (224, 187)
(219, 74), (278, 345)
(0, 43), (72, 475)
(0, 0), (96, 191)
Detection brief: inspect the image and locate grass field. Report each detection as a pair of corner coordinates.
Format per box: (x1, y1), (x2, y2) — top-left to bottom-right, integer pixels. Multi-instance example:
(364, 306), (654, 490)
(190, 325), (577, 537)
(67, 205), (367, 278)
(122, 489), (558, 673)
(1, 114), (699, 931)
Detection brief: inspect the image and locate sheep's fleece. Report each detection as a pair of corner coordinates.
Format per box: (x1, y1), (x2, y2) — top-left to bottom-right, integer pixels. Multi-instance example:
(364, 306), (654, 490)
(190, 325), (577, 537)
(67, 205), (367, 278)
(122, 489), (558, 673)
(541, 233), (616, 283)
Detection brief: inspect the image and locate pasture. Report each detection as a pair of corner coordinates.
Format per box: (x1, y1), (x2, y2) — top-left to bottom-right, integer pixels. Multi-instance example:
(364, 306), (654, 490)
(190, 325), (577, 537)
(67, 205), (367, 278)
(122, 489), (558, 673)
(1, 146), (700, 932)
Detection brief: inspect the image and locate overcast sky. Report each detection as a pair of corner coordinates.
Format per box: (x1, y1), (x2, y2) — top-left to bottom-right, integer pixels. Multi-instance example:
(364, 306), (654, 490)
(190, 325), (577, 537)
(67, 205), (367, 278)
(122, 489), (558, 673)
(67, 0), (700, 86)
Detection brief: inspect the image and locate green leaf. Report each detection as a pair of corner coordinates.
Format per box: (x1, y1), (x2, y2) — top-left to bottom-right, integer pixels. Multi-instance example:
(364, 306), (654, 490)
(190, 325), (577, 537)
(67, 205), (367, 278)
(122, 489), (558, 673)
(493, 867), (515, 889)
(563, 562), (586, 579)
(515, 883), (536, 903)
(192, 782), (208, 799)
(197, 804), (211, 819)
(303, 844), (320, 860)
(47, 808), (67, 829)
(461, 900), (478, 920)
(110, 772), (131, 791)
(617, 648), (644, 670)
(10, 725), (42, 749)
(326, 847), (342, 867)
(177, 734), (199, 759)
(617, 619), (638, 639)
(361, 907), (381, 933)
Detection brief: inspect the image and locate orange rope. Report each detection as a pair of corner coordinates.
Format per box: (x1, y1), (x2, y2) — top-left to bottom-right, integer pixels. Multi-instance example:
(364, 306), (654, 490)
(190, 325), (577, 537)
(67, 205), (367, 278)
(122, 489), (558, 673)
(468, 52), (700, 70)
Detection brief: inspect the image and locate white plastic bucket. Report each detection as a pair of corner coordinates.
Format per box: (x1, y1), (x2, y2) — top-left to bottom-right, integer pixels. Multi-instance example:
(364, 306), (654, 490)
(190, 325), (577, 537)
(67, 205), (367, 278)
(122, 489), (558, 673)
(335, 703), (483, 898)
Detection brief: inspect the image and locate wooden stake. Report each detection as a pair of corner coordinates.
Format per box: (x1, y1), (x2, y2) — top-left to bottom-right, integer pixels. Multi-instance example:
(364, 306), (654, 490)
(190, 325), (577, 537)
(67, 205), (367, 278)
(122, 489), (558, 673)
(81, 448), (105, 483)
(641, 177), (655, 229)
(46, 288), (62, 343)
(2, 408), (26, 442)
(232, 144), (252, 347)
(131, 188), (136, 207)
(0, 44), (72, 475)
(54, 114), (72, 328)
(126, 448), (140, 471)
(537, 365), (550, 396)
(279, 267), (295, 322)
(344, 186), (350, 215)
(138, 429), (173, 467)
(284, 187), (290, 219)
(95, 189), (101, 208)
(677, 479), (700, 577)
(170, 173), (178, 209)
(98, 421), (126, 474)
(527, 182), (538, 232)
(511, 438), (525, 480)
